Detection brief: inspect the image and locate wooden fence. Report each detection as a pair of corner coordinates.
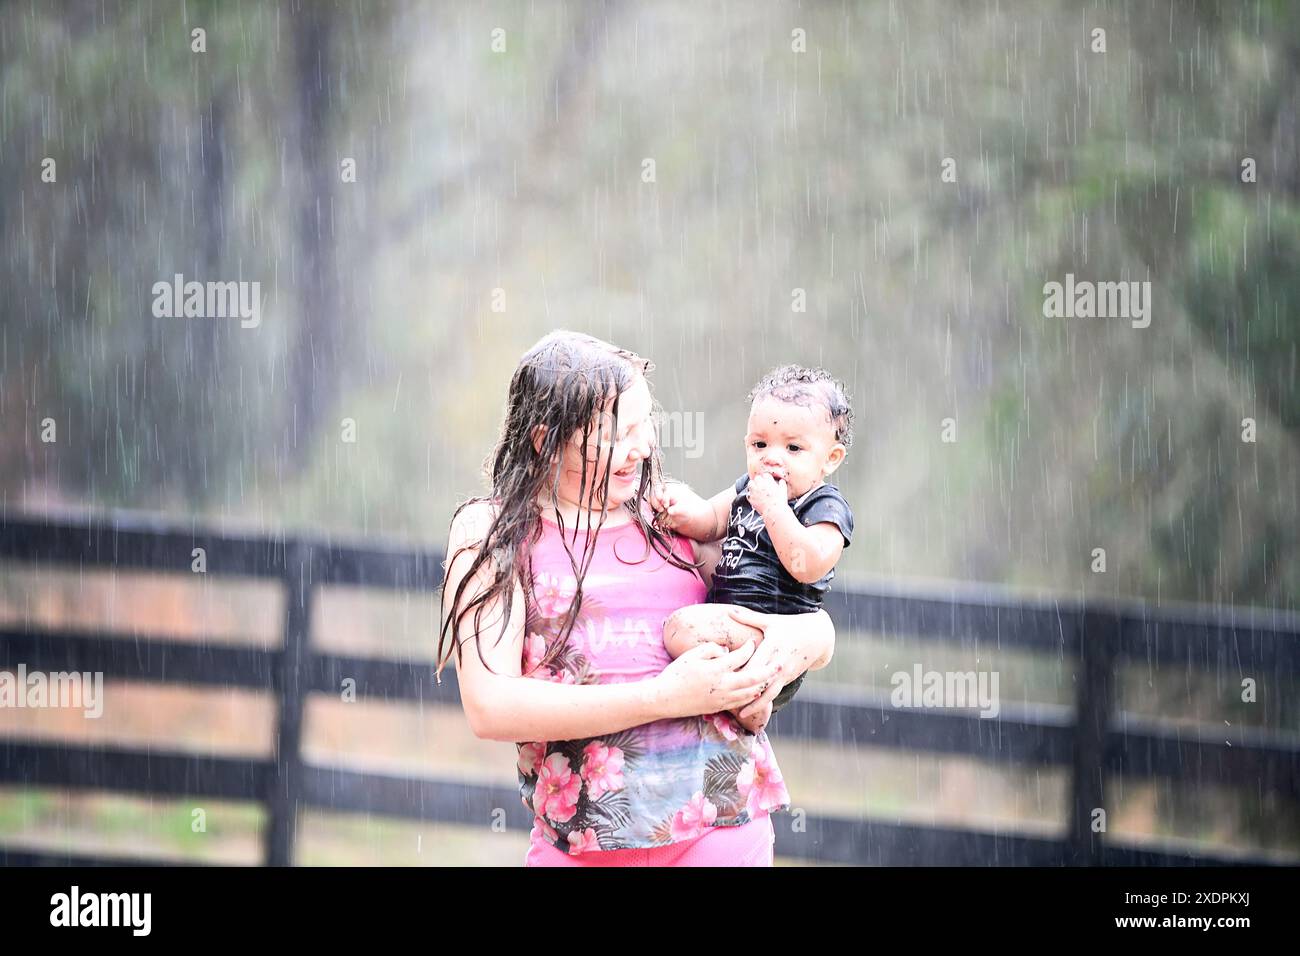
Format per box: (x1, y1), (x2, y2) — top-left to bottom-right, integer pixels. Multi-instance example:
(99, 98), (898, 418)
(0, 511), (1296, 865)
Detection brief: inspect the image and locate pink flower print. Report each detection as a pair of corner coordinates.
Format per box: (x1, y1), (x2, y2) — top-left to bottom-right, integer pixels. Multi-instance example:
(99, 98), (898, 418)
(706, 713), (740, 741)
(670, 791), (718, 842)
(736, 739), (789, 818)
(535, 752), (582, 822)
(517, 741), (547, 778)
(566, 827), (601, 855)
(523, 632), (549, 675)
(532, 815), (559, 844)
(545, 666), (577, 684)
(580, 741), (625, 799)
(533, 573), (577, 619)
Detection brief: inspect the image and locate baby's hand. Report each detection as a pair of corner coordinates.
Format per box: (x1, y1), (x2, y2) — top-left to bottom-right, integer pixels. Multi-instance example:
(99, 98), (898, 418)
(746, 472), (790, 520)
(649, 481), (713, 537)
(731, 699), (773, 736)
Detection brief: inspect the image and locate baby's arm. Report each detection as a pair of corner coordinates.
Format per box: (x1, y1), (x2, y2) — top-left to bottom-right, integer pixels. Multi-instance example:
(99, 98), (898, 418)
(746, 474), (845, 583)
(650, 482), (734, 542)
(767, 519), (845, 583)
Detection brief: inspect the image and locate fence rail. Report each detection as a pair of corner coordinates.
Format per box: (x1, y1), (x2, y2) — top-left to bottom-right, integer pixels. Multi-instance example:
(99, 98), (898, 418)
(1, 511), (1297, 866)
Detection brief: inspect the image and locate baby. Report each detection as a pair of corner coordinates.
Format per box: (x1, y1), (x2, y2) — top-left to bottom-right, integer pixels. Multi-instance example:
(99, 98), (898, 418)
(654, 365), (854, 735)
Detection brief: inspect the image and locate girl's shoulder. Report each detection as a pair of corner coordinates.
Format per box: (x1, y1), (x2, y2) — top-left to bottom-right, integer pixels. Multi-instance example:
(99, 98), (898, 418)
(447, 498), (501, 551)
(452, 498), (697, 561)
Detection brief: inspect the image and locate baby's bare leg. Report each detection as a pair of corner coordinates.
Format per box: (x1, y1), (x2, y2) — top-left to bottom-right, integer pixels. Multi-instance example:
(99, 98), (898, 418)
(735, 698), (774, 736)
(663, 603), (764, 659)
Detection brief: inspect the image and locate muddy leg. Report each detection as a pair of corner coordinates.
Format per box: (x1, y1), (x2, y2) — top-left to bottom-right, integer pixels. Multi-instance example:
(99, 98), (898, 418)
(663, 603), (764, 659)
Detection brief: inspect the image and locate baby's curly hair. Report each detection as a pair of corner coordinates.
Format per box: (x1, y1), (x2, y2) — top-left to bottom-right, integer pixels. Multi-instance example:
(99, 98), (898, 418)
(747, 365), (854, 450)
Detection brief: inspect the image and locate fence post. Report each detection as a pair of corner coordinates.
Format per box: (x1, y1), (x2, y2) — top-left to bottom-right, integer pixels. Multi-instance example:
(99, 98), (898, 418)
(1068, 608), (1119, 865)
(265, 541), (315, 866)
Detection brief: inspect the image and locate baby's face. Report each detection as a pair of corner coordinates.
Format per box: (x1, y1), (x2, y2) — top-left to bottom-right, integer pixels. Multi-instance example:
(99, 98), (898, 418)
(744, 395), (846, 499)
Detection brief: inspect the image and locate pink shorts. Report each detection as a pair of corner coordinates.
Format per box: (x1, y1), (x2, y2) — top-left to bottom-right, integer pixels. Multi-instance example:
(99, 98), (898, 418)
(524, 814), (775, 867)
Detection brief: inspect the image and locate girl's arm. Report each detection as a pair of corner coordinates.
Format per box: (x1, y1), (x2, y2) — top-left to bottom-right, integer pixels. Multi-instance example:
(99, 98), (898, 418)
(443, 502), (667, 741)
(803, 607), (836, 670)
(729, 606), (836, 673)
(442, 502), (777, 742)
(725, 606), (836, 722)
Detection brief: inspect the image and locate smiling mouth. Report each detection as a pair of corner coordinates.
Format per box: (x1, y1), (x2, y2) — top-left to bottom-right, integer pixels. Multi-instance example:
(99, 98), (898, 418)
(613, 465), (638, 480)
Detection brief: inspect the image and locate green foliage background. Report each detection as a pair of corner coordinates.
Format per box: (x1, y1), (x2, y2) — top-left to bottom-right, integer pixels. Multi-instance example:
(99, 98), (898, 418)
(2, 0), (1297, 610)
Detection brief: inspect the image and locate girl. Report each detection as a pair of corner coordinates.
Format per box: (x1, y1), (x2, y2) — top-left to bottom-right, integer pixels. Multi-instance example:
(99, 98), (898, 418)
(436, 330), (836, 866)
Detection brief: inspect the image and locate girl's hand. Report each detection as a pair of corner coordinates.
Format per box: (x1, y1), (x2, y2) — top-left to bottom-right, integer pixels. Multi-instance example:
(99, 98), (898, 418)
(724, 606), (819, 720)
(746, 472), (790, 520)
(652, 640), (781, 719)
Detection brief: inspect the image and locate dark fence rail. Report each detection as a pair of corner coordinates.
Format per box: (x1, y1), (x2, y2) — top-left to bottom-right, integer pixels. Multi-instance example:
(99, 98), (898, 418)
(0, 511), (1297, 866)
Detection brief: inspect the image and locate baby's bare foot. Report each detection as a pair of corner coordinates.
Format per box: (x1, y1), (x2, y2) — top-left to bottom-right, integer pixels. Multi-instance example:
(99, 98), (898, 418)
(733, 700), (773, 736)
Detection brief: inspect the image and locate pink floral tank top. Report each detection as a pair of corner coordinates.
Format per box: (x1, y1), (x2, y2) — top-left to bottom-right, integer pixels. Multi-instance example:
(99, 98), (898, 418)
(517, 512), (791, 856)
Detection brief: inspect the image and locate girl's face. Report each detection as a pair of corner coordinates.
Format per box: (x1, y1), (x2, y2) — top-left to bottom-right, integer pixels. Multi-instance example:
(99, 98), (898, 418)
(544, 373), (655, 512)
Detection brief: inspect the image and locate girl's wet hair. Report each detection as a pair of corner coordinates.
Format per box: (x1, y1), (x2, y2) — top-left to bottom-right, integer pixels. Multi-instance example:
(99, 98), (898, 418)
(436, 330), (696, 680)
(747, 365), (854, 450)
